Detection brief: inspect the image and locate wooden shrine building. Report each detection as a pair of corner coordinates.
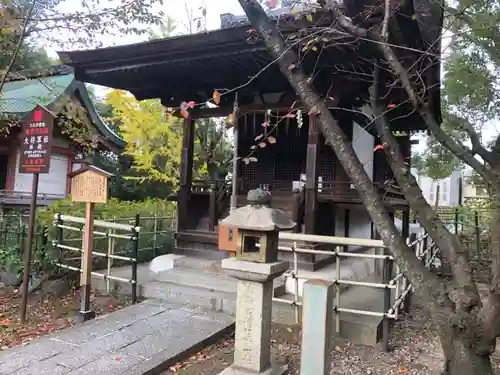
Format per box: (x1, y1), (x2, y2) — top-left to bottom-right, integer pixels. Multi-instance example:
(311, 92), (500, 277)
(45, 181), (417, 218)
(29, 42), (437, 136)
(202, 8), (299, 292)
(59, 2), (443, 269)
(0, 65), (125, 209)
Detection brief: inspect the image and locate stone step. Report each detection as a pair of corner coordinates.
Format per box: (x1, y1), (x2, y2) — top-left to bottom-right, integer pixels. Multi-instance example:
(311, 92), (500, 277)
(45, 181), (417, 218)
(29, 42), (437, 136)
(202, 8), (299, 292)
(152, 265), (286, 295)
(143, 281), (237, 313)
(142, 278), (387, 346)
(154, 268), (238, 293)
(142, 281), (296, 324)
(172, 256), (224, 271)
(173, 246), (228, 260)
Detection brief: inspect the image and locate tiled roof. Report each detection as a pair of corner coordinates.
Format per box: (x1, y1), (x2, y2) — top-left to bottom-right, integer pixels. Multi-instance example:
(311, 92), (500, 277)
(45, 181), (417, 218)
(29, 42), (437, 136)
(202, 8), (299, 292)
(0, 70), (125, 150)
(0, 74), (74, 115)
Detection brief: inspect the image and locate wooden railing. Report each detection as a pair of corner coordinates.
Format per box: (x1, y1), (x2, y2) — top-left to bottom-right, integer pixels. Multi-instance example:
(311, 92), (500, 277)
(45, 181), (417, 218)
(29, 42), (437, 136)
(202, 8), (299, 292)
(0, 190), (65, 203)
(236, 180), (406, 201)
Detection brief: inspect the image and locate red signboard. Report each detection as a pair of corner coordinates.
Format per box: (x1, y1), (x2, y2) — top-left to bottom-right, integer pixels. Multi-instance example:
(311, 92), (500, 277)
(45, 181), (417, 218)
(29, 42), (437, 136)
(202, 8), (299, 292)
(18, 106), (54, 174)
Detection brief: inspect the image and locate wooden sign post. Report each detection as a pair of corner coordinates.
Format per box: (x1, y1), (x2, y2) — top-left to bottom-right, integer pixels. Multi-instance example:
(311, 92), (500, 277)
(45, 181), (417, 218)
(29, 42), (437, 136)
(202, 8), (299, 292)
(68, 165), (112, 322)
(19, 106), (54, 324)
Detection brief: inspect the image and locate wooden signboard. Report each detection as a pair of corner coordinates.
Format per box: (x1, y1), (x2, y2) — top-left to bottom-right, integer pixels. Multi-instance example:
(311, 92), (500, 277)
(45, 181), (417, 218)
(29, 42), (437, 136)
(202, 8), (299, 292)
(67, 165), (113, 322)
(19, 106), (54, 174)
(69, 166), (112, 204)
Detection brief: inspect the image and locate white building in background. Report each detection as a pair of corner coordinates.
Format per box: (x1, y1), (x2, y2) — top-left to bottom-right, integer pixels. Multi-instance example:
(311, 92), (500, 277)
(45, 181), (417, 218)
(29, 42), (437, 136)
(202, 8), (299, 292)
(462, 169), (489, 201)
(412, 168), (462, 206)
(411, 168), (489, 207)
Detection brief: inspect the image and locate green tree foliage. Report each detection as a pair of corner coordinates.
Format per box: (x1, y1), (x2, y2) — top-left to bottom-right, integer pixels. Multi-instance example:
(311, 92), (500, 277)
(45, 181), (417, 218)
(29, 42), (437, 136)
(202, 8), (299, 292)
(0, 0), (164, 95)
(105, 89), (233, 189)
(415, 0), (500, 186)
(105, 89), (184, 187)
(194, 118), (233, 182)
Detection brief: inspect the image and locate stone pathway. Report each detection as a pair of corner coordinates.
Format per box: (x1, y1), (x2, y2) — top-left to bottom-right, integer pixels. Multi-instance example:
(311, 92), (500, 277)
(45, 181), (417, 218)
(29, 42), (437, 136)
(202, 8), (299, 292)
(0, 300), (234, 375)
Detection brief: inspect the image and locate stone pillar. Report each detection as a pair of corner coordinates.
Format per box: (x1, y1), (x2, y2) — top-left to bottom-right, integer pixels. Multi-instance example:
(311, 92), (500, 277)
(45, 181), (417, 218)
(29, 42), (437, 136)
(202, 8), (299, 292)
(300, 280), (334, 375)
(220, 258), (289, 375)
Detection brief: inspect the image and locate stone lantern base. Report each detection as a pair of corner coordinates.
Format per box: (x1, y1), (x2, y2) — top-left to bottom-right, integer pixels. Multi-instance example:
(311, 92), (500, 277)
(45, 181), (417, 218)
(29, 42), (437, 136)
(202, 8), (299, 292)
(219, 258), (289, 375)
(219, 364), (287, 375)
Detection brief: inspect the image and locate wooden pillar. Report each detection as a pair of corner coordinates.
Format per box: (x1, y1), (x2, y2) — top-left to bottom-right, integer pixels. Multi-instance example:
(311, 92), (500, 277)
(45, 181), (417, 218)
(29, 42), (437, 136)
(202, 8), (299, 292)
(344, 208), (350, 252)
(402, 209), (410, 240)
(209, 183), (217, 231)
(178, 116), (195, 230)
(230, 93), (240, 212)
(304, 116), (320, 234)
(78, 202), (96, 322)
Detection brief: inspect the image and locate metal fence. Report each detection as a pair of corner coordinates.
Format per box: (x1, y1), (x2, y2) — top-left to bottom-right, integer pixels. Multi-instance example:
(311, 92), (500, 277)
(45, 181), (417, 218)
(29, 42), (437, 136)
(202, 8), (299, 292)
(53, 215), (175, 264)
(272, 231), (439, 352)
(52, 213), (176, 301)
(53, 214), (142, 302)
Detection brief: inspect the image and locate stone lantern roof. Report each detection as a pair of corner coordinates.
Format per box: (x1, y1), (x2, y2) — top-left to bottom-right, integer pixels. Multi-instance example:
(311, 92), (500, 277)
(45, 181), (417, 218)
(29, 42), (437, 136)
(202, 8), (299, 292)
(220, 189), (296, 231)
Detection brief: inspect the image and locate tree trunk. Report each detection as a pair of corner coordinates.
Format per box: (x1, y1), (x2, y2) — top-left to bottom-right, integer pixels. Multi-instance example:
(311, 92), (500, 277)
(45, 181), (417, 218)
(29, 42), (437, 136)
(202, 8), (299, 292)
(439, 330), (493, 375)
(236, 0), (439, 295)
(370, 69), (479, 308)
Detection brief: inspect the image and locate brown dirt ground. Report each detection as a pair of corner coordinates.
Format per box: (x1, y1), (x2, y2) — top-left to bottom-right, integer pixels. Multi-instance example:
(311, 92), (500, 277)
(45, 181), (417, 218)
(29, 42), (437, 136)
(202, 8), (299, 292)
(162, 301), (500, 375)
(0, 285), (133, 350)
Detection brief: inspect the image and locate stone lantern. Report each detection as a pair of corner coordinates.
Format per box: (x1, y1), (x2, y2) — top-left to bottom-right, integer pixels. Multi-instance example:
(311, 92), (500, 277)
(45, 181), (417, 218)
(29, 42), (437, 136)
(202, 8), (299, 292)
(219, 189), (295, 263)
(219, 189), (295, 375)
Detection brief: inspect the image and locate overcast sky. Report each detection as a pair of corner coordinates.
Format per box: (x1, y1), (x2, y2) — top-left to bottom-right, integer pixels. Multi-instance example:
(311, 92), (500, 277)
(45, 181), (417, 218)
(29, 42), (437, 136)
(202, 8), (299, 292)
(46, 0), (245, 56)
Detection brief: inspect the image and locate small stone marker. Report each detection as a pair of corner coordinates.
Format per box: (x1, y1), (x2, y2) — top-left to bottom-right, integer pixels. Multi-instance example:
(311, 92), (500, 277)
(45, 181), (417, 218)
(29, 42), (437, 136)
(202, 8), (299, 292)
(300, 279), (334, 375)
(219, 189), (294, 375)
(68, 165), (113, 322)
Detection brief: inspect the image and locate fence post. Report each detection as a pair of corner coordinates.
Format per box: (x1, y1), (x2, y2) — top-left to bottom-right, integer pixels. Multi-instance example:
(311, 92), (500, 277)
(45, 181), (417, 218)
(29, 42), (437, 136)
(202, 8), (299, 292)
(153, 214), (158, 258)
(454, 208), (459, 235)
(382, 254), (393, 352)
(300, 280), (334, 375)
(54, 215), (63, 274)
(20, 225), (26, 261)
(3, 223), (7, 247)
(55, 214), (63, 248)
(131, 214), (140, 304)
(209, 183), (217, 232)
(335, 245), (341, 334)
(106, 227), (112, 294)
(475, 211), (480, 260)
(40, 225), (48, 270)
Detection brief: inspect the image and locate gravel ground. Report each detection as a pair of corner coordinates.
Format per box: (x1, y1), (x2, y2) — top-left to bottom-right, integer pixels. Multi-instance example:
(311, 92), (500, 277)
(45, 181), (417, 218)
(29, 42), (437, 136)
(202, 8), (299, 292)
(163, 299), (500, 375)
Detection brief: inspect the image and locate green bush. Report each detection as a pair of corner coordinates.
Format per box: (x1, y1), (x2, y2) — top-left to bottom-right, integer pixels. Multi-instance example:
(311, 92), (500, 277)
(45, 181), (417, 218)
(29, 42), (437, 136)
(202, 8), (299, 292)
(0, 198), (176, 277)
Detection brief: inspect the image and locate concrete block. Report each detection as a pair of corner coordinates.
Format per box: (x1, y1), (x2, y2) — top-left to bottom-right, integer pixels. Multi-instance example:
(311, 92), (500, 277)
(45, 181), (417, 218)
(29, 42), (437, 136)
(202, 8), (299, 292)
(149, 254), (186, 273)
(300, 280), (334, 375)
(222, 259), (289, 277)
(218, 364), (287, 375)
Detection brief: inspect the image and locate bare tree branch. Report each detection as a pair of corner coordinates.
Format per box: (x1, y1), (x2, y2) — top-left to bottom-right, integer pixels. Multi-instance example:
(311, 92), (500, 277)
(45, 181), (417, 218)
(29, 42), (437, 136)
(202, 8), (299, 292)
(321, 1), (500, 193)
(236, 0), (445, 303)
(371, 63), (480, 312)
(0, 0), (37, 94)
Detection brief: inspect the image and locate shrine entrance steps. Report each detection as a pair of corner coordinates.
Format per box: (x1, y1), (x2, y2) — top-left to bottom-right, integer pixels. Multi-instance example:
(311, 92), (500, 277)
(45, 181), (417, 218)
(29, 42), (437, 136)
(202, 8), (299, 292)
(94, 251), (391, 346)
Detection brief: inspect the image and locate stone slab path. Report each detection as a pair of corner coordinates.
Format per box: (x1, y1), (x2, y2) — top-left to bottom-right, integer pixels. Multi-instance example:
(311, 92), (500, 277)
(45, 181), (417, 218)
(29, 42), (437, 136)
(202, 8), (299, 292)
(0, 300), (234, 375)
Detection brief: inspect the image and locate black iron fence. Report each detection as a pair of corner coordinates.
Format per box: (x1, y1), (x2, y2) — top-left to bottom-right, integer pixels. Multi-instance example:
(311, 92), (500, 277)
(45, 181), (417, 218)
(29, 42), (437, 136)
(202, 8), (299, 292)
(0, 213), (175, 288)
